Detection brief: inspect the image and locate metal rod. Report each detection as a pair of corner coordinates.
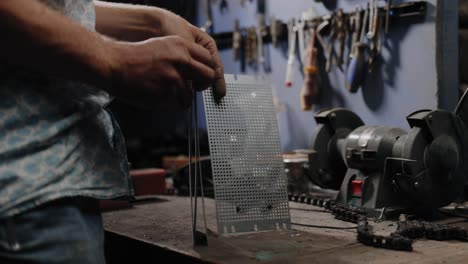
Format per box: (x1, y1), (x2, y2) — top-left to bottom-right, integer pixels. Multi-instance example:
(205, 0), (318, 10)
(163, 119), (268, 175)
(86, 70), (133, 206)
(195, 92), (209, 237)
(192, 89), (199, 238)
(187, 81), (195, 245)
(188, 81), (208, 246)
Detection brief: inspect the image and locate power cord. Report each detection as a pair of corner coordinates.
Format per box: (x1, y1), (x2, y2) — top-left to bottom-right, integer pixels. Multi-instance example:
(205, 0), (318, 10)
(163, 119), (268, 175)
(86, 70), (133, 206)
(291, 222), (357, 230)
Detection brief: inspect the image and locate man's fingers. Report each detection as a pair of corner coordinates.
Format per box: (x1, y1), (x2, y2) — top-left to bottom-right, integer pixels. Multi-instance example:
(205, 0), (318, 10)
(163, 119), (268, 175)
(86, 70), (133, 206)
(207, 49), (226, 99)
(192, 80), (212, 91)
(191, 27), (226, 99)
(186, 41), (215, 69)
(184, 57), (216, 87)
(184, 40), (220, 92)
(213, 56), (226, 98)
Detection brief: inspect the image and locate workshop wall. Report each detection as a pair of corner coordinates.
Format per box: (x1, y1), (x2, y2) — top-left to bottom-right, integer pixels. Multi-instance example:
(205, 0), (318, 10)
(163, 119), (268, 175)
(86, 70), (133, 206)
(196, 0), (458, 151)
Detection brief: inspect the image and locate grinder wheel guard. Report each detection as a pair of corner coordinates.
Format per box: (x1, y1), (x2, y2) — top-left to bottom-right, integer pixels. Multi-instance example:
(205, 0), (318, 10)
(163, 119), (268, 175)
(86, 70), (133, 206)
(394, 109), (468, 209)
(309, 108), (364, 189)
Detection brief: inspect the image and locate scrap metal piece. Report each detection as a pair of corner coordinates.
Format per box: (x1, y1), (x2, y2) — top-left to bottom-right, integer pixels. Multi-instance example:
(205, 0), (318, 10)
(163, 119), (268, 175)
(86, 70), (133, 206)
(203, 74), (291, 234)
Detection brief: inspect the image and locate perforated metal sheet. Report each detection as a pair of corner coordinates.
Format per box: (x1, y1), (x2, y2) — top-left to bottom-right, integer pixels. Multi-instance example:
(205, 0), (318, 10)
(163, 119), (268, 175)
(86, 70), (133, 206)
(203, 74), (291, 234)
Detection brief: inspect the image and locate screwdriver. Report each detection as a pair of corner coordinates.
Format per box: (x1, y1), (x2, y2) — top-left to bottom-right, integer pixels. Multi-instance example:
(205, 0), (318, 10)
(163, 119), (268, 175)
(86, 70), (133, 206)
(300, 28), (319, 111)
(285, 19), (297, 87)
(346, 5), (369, 93)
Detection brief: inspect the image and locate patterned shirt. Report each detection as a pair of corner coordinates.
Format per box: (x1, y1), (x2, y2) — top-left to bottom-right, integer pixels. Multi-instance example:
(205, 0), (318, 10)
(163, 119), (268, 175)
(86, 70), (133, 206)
(0, 0), (133, 218)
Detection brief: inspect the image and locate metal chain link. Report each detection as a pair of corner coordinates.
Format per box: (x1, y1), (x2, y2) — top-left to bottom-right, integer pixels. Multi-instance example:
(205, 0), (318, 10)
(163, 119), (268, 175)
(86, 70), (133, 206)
(289, 193), (468, 252)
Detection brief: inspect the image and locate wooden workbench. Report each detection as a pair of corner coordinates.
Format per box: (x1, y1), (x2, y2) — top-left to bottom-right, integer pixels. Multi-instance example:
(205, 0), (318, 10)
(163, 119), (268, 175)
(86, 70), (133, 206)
(102, 195), (468, 263)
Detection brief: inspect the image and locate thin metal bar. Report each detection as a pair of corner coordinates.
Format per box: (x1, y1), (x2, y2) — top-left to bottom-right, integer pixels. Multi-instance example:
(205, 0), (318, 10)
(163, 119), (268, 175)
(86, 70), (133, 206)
(195, 92), (209, 238)
(192, 86), (199, 239)
(187, 81), (195, 245)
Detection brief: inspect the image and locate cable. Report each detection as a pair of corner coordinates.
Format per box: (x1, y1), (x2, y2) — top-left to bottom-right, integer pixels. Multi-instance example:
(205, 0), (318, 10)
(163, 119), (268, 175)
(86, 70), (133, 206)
(289, 207), (329, 213)
(291, 222), (357, 230)
(438, 209), (468, 220)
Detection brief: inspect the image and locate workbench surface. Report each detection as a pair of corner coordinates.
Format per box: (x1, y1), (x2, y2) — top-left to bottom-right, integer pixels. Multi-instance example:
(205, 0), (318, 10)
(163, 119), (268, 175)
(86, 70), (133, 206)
(102, 195), (468, 263)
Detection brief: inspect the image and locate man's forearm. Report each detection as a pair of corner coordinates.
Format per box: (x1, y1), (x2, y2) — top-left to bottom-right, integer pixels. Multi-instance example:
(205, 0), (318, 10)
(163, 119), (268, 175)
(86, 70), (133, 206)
(95, 1), (167, 42)
(0, 0), (117, 87)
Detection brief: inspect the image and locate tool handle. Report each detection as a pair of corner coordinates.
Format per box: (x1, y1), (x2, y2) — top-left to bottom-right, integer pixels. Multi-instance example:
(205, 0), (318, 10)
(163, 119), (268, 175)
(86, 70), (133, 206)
(257, 14), (265, 64)
(301, 72), (318, 110)
(285, 56), (295, 87)
(285, 20), (297, 87)
(346, 45), (367, 93)
(301, 48), (318, 110)
(307, 29), (316, 65)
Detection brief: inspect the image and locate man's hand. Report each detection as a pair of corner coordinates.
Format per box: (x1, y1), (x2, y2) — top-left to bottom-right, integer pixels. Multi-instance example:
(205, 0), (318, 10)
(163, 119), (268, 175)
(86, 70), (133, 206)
(156, 10), (226, 99)
(108, 36), (216, 109)
(95, 1), (226, 99)
(0, 0), (218, 110)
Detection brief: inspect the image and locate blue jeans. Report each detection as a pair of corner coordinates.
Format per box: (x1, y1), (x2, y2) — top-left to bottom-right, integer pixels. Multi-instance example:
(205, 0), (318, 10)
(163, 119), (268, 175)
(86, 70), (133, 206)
(0, 198), (105, 264)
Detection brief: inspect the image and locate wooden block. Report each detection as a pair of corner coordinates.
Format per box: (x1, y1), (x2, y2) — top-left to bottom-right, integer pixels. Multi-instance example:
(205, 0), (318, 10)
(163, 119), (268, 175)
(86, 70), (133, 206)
(131, 168), (166, 196)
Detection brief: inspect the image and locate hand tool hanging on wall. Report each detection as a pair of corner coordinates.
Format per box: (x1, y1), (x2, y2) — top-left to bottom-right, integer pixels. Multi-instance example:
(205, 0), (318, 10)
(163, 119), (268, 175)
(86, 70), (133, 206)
(201, 0), (213, 33)
(219, 0), (228, 13)
(368, 0), (381, 73)
(346, 5), (369, 92)
(246, 27), (258, 66)
(270, 16), (280, 47)
(300, 28), (319, 110)
(285, 18), (297, 87)
(336, 9), (346, 66)
(296, 19), (307, 66)
(256, 17), (266, 65)
(232, 19), (242, 61)
(244, 27), (254, 66)
(315, 16), (343, 73)
(348, 7), (361, 63)
(256, 0), (268, 70)
(325, 14), (337, 72)
(385, 0), (393, 34)
(315, 18), (330, 63)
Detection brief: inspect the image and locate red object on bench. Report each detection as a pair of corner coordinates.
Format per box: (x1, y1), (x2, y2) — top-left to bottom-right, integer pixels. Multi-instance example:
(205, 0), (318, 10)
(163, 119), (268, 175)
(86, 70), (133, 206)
(130, 168), (166, 196)
(100, 168), (166, 212)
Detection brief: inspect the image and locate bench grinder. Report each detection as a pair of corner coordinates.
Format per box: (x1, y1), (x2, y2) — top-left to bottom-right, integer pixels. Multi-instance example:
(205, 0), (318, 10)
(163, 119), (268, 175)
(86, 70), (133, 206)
(308, 91), (468, 215)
